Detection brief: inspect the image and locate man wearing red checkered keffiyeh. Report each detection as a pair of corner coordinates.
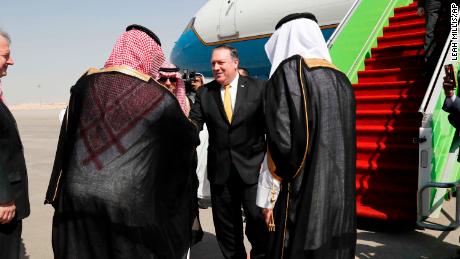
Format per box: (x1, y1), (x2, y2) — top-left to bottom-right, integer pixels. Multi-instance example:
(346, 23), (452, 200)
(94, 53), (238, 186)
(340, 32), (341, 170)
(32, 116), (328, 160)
(158, 62), (204, 246)
(46, 25), (199, 259)
(157, 62), (190, 117)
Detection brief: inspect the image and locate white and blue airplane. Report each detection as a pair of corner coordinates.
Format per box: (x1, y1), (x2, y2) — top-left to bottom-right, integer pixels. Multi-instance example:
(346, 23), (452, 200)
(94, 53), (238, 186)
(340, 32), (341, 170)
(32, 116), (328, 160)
(171, 0), (354, 78)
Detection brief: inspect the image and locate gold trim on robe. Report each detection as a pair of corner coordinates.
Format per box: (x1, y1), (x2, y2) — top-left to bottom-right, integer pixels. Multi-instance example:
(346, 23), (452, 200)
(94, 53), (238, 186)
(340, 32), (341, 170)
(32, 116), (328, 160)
(292, 58), (310, 179)
(303, 58), (338, 71)
(87, 65), (151, 82)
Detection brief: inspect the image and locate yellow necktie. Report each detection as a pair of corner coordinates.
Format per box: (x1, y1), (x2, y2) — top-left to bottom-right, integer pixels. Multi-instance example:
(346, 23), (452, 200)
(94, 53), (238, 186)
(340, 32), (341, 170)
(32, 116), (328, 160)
(223, 84), (233, 123)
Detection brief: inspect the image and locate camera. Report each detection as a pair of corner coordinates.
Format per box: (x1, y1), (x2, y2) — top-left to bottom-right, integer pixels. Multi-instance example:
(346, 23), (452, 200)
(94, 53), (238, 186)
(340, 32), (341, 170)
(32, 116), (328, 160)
(445, 64), (456, 90)
(182, 69), (197, 93)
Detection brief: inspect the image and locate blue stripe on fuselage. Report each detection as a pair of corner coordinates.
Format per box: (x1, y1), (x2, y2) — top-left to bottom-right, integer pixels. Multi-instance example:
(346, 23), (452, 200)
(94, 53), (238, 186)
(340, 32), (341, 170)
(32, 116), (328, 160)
(171, 27), (336, 79)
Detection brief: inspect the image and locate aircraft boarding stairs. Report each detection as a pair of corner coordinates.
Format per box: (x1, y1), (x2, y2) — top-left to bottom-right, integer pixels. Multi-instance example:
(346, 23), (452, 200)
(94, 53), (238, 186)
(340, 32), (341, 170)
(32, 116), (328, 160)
(329, 0), (460, 225)
(417, 30), (460, 231)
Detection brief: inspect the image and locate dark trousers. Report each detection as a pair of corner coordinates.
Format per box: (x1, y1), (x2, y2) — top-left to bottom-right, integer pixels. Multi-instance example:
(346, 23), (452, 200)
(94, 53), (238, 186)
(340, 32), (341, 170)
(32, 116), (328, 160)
(424, 0), (442, 65)
(211, 167), (268, 259)
(0, 220), (22, 259)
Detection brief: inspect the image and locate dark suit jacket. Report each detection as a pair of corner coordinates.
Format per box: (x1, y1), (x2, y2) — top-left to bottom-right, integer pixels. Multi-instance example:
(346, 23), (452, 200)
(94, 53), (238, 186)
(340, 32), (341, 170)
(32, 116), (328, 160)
(443, 96), (460, 130)
(190, 76), (266, 185)
(0, 102), (30, 220)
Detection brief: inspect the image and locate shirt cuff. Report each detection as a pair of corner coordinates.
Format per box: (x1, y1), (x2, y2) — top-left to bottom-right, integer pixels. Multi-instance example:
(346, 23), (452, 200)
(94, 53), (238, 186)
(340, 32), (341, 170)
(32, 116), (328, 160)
(257, 158), (280, 208)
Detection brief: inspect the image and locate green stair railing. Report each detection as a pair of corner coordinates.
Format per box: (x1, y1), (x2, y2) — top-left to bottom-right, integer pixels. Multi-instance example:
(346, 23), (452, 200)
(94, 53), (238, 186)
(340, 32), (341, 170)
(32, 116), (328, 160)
(418, 30), (460, 223)
(329, 0), (414, 83)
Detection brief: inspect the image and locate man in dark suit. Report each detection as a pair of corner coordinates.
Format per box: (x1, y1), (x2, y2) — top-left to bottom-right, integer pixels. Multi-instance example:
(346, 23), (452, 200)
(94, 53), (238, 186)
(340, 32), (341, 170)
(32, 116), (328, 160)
(0, 29), (30, 259)
(417, 0), (441, 65)
(190, 45), (267, 259)
(442, 69), (460, 162)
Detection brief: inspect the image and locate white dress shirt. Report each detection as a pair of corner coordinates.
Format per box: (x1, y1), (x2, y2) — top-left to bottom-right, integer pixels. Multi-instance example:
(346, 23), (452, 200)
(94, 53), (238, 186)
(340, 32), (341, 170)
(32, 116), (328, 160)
(220, 73), (239, 110)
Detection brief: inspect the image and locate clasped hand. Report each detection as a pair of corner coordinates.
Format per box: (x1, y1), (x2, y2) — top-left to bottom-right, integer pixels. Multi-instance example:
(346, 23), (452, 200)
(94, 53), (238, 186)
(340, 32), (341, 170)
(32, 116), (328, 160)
(0, 202), (16, 224)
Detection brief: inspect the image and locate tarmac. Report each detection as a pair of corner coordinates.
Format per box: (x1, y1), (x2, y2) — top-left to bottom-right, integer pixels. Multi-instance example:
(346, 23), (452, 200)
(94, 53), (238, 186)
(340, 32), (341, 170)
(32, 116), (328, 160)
(12, 109), (460, 259)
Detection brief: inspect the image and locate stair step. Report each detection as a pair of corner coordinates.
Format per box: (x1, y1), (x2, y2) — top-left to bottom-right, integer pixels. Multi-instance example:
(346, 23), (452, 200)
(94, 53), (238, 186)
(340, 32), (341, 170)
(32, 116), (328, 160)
(356, 103), (421, 111)
(355, 94), (423, 102)
(357, 204), (415, 221)
(356, 178), (417, 196)
(364, 54), (425, 69)
(356, 176), (418, 199)
(371, 43), (424, 58)
(377, 31), (425, 48)
(389, 12), (425, 26)
(356, 109), (419, 117)
(356, 109), (421, 125)
(356, 142), (418, 163)
(356, 141), (418, 153)
(358, 68), (424, 83)
(383, 20), (425, 36)
(356, 102), (422, 111)
(356, 151), (418, 164)
(356, 158), (418, 173)
(357, 134), (420, 145)
(354, 88), (425, 97)
(353, 80), (424, 89)
(356, 125), (418, 134)
(356, 117), (421, 128)
(356, 124), (420, 140)
(356, 169), (418, 184)
(393, 3), (419, 15)
(357, 192), (417, 209)
(353, 81), (426, 96)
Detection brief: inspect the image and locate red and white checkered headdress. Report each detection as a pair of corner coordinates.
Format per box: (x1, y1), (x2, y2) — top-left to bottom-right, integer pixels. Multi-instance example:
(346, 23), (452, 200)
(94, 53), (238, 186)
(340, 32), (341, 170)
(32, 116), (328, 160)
(104, 29), (165, 78)
(157, 62), (189, 116)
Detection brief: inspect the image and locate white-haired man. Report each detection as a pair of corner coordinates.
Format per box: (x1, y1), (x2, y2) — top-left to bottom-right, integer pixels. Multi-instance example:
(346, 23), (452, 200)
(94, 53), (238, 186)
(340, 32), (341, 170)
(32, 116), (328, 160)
(0, 29), (30, 259)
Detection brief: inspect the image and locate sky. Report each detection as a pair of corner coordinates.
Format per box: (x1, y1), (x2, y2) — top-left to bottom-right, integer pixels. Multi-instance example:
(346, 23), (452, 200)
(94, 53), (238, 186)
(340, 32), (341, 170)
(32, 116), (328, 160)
(0, 0), (207, 104)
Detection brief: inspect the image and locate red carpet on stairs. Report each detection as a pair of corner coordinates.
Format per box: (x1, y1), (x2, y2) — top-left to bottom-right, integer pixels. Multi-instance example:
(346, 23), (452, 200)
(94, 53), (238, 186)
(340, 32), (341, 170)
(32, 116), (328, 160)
(353, 1), (427, 222)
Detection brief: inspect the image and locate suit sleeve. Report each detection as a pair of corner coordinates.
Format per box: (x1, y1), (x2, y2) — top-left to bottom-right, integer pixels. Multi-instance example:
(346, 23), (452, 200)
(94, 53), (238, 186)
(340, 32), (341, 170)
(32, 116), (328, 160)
(443, 96), (460, 130)
(0, 117), (14, 204)
(442, 95), (460, 114)
(189, 88), (205, 131)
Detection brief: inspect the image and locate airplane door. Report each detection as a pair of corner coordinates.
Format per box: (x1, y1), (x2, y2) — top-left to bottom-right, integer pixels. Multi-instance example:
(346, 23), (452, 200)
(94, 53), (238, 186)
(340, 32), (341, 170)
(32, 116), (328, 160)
(218, 0), (238, 39)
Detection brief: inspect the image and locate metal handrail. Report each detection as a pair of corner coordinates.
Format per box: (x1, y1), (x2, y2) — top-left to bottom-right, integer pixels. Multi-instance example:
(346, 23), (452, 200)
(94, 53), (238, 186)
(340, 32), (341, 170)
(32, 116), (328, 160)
(327, 0), (361, 49)
(345, 0), (398, 78)
(417, 181), (460, 231)
(419, 30), (453, 114)
(417, 30), (457, 229)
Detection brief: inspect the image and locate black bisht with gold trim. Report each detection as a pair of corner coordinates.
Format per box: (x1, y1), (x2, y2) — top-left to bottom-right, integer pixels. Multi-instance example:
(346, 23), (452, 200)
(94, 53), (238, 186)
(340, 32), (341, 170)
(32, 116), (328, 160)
(265, 55), (357, 258)
(45, 66), (199, 259)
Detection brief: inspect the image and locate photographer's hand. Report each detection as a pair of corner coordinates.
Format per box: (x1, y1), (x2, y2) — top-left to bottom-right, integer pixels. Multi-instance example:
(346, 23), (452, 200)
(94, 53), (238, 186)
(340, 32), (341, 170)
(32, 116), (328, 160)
(443, 76), (456, 97)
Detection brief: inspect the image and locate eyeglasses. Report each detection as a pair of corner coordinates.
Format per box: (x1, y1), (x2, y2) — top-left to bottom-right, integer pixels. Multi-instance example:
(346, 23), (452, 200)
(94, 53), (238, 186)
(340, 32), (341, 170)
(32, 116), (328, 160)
(159, 77), (177, 83)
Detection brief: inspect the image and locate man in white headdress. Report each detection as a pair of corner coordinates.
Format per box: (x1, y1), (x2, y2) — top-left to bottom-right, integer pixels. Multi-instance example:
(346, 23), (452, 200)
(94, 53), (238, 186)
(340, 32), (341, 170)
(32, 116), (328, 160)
(256, 13), (357, 258)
